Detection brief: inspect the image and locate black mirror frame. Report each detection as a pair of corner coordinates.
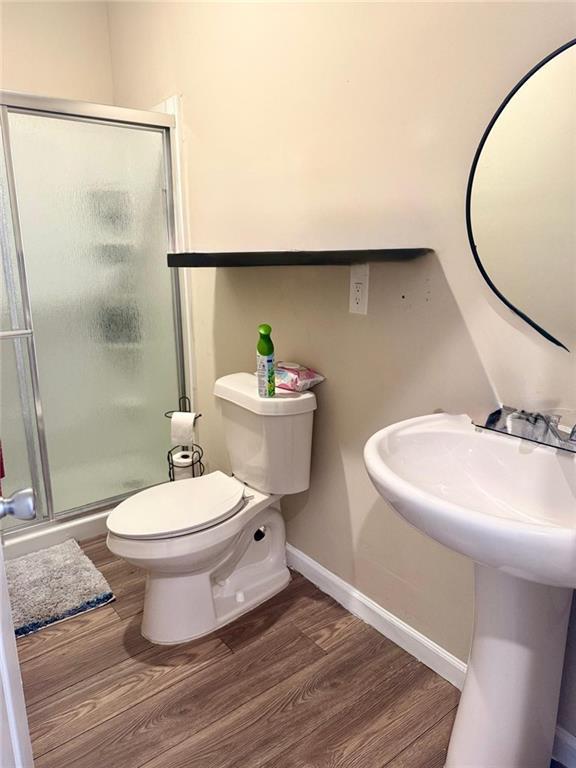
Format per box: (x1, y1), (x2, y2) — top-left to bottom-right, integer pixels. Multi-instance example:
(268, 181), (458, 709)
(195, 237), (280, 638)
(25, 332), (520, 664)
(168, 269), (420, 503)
(465, 37), (576, 352)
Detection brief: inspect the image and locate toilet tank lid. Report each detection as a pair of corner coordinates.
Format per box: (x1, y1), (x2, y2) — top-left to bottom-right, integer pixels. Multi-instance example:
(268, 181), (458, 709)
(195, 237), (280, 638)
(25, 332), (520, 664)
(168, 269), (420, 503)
(214, 373), (317, 415)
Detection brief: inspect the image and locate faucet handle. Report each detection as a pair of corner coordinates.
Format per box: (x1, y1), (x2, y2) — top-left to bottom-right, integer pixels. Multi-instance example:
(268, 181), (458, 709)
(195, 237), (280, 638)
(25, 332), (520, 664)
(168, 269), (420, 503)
(546, 413), (576, 443)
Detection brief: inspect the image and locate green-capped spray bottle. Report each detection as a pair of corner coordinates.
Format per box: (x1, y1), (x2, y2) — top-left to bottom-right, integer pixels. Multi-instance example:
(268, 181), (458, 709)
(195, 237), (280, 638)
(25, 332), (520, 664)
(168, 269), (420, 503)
(256, 323), (275, 397)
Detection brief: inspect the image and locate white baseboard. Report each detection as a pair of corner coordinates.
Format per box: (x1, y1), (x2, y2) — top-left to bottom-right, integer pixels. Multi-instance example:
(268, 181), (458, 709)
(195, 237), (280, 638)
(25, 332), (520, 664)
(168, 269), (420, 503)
(3, 511), (109, 560)
(286, 543), (466, 689)
(286, 543), (576, 767)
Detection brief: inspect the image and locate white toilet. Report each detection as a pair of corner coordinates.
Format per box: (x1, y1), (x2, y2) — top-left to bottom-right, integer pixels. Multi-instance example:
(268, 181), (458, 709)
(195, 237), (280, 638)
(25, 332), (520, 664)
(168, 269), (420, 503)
(106, 372), (316, 644)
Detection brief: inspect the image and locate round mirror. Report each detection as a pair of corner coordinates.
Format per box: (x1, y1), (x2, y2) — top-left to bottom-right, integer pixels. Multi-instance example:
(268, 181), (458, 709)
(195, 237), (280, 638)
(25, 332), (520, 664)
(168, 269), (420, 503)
(467, 39), (576, 351)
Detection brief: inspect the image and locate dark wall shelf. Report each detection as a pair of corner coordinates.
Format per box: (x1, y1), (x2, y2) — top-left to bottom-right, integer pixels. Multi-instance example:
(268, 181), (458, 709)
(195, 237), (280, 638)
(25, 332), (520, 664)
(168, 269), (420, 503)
(167, 248), (433, 268)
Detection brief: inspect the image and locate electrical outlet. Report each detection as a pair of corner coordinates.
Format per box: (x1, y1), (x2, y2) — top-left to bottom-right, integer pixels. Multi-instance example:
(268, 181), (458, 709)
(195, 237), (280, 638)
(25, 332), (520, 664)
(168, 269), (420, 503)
(349, 263), (369, 314)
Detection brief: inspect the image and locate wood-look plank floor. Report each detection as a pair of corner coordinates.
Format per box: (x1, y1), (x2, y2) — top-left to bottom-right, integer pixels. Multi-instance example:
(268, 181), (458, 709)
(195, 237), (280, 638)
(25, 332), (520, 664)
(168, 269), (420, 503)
(17, 534), (459, 767)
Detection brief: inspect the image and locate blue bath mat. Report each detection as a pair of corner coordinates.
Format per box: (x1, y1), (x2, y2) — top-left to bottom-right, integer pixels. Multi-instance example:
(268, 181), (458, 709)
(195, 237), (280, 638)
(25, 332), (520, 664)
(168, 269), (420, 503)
(5, 539), (114, 637)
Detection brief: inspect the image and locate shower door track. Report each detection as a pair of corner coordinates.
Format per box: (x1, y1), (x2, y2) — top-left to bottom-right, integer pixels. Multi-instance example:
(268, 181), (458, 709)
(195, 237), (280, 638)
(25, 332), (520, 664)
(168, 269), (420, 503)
(0, 91), (187, 533)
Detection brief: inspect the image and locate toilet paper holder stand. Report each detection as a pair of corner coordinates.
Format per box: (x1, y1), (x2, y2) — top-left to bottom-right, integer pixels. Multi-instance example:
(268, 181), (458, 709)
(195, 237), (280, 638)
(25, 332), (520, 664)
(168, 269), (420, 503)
(164, 395), (200, 422)
(164, 396), (205, 481)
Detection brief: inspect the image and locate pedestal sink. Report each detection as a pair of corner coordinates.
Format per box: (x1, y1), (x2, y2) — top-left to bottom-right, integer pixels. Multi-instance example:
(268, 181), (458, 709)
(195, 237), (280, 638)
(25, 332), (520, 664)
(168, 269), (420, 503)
(364, 413), (575, 768)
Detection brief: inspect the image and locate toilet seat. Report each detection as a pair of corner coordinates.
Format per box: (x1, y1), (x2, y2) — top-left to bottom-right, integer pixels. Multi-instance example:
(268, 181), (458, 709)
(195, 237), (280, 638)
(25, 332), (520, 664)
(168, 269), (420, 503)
(107, 471), (247, 540)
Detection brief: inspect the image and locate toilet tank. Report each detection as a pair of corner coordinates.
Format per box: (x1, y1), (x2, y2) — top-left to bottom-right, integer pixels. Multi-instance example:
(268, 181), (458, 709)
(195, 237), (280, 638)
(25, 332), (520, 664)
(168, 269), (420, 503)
(214, 372), (317, 495)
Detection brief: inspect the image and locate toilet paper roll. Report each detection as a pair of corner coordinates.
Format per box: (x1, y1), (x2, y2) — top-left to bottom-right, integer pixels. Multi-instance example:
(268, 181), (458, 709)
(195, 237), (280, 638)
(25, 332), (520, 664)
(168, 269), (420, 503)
(172, 449), (193, 481)
(170, 411), (197, 445)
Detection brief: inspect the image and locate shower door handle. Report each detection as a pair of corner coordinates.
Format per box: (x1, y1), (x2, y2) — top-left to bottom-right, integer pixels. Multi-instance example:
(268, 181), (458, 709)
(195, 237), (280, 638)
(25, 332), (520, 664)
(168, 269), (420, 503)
(0, 488), (36, 520)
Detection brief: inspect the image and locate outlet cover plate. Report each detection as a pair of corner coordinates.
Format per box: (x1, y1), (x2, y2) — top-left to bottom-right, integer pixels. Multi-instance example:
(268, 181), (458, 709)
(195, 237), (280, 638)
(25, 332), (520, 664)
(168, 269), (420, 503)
(349, 263), (369, 314)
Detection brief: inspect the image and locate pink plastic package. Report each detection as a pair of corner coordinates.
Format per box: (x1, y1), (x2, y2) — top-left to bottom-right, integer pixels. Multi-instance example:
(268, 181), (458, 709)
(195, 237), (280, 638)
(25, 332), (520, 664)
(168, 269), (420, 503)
(275, 362), (325, 392)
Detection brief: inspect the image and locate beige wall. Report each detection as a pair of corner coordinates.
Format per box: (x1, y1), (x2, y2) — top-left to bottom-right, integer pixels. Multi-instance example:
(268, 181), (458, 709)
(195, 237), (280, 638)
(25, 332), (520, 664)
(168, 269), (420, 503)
(0, 2), (114, 102)
(2, 0), (576, 732)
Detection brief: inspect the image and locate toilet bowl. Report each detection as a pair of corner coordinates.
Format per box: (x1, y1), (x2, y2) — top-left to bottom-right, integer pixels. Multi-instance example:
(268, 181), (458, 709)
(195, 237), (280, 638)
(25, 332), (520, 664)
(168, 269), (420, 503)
(106, 373), (316, 644)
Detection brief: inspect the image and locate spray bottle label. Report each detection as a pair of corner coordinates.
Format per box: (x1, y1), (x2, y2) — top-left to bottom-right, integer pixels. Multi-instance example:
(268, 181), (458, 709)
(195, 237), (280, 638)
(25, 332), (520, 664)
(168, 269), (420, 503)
(257, 354), (275, 397)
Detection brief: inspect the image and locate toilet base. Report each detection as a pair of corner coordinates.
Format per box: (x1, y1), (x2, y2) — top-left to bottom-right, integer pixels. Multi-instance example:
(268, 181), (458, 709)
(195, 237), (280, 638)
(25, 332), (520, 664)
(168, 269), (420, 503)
(141, 566), (291, 645)
(140, 507), (291, 644)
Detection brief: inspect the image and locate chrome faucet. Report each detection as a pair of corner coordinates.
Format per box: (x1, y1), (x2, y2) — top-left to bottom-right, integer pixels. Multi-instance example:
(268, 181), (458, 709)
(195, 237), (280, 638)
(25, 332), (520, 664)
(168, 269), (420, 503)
(484, 406), (576, 453)
(544, 413), (574, 443)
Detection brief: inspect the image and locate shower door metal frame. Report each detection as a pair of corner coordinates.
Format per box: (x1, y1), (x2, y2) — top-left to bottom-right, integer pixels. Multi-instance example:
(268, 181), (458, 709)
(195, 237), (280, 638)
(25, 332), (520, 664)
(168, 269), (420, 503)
(0, 91), (187, 530)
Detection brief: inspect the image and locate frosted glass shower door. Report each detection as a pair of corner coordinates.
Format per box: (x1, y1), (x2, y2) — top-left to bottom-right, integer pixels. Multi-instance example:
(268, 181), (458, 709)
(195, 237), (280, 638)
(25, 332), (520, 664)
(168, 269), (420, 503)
(1, 118), (48, 532)
(7, 112), (180, 513)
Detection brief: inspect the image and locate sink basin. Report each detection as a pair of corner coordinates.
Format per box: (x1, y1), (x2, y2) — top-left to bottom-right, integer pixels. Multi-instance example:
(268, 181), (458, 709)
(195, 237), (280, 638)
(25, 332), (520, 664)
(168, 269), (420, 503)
(364, 413), (576, 587)
(364, 413), (575, 768)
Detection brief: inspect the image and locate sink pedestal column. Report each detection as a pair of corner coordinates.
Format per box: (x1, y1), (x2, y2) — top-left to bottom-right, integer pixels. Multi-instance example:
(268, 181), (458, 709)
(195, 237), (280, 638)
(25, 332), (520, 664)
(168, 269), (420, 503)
(445, 565), (572, 768)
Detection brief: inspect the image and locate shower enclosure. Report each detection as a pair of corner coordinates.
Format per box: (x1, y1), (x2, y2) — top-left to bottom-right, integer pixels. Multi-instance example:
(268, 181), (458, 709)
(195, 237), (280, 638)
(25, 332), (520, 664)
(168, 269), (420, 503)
(0, 93), (186, 539)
